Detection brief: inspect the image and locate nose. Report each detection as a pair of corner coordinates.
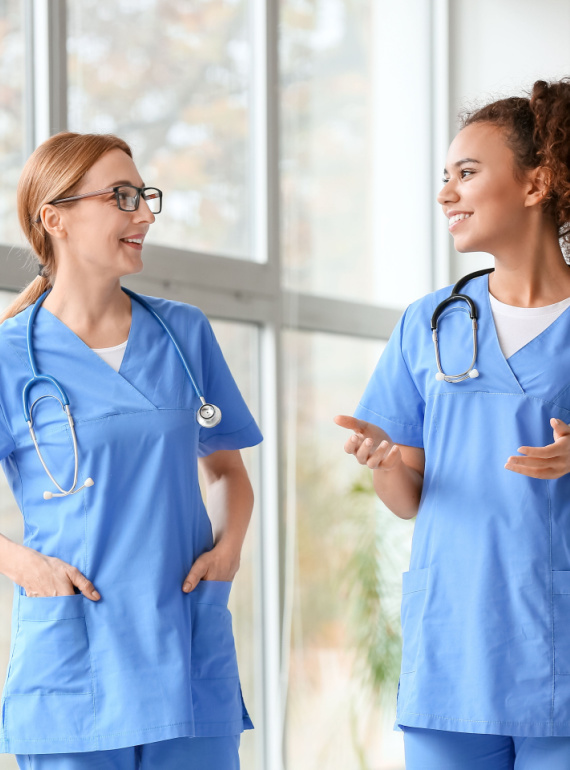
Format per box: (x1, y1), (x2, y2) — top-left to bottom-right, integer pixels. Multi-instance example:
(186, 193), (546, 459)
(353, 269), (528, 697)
(134, 196), (156, 225)
(437, 178), (459, 207)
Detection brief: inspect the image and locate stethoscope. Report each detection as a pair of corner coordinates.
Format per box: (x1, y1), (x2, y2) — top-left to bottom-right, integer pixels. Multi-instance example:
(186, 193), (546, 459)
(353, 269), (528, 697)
(431, 267), (495, 383)
(23, 287), (222, 500)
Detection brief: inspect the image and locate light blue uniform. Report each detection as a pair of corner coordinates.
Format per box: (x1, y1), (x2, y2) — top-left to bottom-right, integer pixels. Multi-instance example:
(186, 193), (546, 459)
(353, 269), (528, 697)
(355, 273), (570, 737)
(0, 294), (262, 755)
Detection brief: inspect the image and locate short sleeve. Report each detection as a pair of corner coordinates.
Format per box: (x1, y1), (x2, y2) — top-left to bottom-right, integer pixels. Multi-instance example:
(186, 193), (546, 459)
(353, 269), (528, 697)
(354, 307), (425, 448)
(198, 320), (263, 457)
(0, 396), (16, 461)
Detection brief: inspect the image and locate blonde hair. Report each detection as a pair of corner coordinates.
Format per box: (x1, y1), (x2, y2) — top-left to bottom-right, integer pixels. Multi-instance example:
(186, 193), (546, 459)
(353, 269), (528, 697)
(1, 132), (133, 323)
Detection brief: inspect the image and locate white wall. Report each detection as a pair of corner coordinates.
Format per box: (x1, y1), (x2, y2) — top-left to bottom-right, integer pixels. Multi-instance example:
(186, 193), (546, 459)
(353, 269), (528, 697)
(447, 0), (570, 280)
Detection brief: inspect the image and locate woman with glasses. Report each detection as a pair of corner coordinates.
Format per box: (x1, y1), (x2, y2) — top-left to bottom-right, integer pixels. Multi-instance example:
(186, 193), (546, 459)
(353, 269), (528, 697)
(0, 132), (261, 769)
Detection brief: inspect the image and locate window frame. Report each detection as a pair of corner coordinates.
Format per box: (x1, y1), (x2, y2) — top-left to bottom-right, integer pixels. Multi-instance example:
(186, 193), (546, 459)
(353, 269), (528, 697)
(0, 1), (451, 767)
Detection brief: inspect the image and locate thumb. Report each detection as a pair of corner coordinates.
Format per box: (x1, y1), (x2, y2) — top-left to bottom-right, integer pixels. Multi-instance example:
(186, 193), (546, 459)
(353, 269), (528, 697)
(551, 417), (570, 438)
(334, 415), (366, 433)
(183, 555), (210, 593)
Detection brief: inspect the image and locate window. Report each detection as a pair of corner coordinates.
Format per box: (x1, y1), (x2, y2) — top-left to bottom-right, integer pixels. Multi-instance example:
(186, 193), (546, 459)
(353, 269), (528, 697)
(68, 0), (255, 259)
(0, 3), (440, 768)
(0, 0), (26, 245)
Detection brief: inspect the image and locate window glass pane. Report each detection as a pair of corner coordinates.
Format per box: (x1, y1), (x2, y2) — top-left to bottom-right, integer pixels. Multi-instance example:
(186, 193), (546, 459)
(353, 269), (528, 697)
(68, 0), (254, 260)
(280, 0), (432, 307)
(0, 0), (26, 246)
(283, 330), (411, 770)
(210, 319), (262, 770)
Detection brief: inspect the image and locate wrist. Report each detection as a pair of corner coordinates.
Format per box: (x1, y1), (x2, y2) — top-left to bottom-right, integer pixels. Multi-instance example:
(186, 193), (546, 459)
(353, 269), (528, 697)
(212, 538), (242, 573)
(0, 538), (34, 585)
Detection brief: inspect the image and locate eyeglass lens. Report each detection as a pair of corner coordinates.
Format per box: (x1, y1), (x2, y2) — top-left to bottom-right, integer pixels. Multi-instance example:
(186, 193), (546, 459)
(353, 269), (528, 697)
(116, 186), (162, 214)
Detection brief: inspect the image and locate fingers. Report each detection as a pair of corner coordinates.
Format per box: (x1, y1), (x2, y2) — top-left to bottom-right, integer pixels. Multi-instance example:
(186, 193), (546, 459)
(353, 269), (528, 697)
(334, 415), (367, 433)
(505, 455), (563, 479)
(516, 443), (558, 459)
(367, 442), (401, 470)
(344, 433), (400, 470)
(68, 566), (100, 601)
(183, 556), (209, 593)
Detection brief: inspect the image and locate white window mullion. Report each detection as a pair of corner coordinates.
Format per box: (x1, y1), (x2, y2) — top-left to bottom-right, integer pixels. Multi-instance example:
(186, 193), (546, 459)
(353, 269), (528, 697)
(29, 0), (67, 149)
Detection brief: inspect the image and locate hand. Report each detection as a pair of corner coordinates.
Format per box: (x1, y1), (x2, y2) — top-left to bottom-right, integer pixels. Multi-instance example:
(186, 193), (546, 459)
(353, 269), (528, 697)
(182, 542), (240, 593)
(505, 417), (570, 479)
(334, 415), (403, 471)
(20, 550), (100, 600)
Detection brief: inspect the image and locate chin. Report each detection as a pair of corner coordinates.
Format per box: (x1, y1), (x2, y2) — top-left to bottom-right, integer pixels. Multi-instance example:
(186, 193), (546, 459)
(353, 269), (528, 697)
(452, 237), (483, 254)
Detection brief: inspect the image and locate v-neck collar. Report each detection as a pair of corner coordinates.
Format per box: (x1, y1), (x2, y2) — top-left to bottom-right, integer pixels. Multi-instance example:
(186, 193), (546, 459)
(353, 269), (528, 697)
(483, 272), (570, 393)
(34, 297), (156, 412)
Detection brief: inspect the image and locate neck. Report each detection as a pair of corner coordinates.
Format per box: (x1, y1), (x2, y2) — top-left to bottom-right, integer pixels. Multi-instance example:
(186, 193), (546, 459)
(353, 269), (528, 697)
(41, 264), (132, 347)
(487, 219), (570, 307)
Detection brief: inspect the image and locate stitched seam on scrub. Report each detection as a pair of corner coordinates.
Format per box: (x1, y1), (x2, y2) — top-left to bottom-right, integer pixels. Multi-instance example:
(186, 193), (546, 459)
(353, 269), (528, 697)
(427, 390), (570, 416)
(398, 711), (553, 726)
(192, 675), (240, 681)
(79, 484), (98, 731)
(548, 479), (555, 732)
(7, 720), (197, 741)
(355, 404), (422, 430)
(199, 417), (260, 443)
(7, 691), (93, 696)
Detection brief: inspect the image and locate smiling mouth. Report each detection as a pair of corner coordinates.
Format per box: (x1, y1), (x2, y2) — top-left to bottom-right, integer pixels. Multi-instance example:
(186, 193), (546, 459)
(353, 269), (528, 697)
(449, 213), (472, 231)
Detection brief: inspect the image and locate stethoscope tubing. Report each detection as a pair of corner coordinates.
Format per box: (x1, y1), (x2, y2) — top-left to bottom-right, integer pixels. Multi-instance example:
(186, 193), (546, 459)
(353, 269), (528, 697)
(431, 267), (495, 383)
(23, 287), (221, 499)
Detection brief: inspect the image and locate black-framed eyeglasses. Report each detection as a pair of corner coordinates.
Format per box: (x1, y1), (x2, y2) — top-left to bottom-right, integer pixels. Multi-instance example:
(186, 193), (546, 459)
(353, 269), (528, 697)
(36, 185), (163, 222)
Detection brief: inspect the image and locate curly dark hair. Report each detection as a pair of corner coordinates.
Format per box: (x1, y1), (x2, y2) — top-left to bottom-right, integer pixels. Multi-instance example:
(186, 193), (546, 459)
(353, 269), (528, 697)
(460, 78), (570, 253)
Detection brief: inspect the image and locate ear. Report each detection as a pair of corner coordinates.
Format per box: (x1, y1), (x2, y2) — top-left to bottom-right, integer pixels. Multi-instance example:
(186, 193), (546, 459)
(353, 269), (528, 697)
(524, 166), (552, 208)
(40, 204), (67, 240)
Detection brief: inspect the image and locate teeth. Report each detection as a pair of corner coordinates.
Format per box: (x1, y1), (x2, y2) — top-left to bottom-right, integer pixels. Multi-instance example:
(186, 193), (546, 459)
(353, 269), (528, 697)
(449, 213), (472, 226)
(123, 238), (143, 244)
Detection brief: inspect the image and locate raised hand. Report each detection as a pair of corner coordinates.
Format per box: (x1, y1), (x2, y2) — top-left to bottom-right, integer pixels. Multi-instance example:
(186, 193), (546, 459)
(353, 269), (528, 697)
(505, 417), (570, 479)
(334, 414), (403, 471)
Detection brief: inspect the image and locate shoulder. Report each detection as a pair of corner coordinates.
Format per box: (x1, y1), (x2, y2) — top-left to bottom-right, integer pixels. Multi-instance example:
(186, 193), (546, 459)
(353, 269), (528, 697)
(0, 306), (32, 361)
(401, 282), (455, 330)
(131, 293), (211, 331)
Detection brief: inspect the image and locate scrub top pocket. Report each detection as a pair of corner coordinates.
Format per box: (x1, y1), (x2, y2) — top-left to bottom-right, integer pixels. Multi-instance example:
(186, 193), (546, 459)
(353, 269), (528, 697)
(189, 580), (250, 735)
(190, 580), (239, 680)
(8, 593), (93, 695)
(553, 571), (570, 676)
(400, 567), (429, 675)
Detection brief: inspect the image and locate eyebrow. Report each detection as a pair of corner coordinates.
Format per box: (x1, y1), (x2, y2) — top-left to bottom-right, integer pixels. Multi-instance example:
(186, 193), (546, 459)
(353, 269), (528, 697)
(443, 158), (481, 175)
(108, 179), (145, 187)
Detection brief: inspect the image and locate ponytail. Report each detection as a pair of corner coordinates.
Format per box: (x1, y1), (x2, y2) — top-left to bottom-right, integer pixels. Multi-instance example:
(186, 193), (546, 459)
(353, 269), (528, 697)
(2, 131), (132, 324)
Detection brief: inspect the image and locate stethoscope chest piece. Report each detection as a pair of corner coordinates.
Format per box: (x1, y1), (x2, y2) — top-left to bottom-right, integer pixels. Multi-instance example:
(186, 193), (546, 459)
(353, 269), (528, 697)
(197, 401), (222, 428)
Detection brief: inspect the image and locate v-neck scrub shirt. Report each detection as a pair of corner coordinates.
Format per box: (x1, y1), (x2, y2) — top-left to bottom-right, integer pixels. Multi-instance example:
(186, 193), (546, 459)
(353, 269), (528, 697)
(355, 274), (570, 738)
(0, 294), (262, 755)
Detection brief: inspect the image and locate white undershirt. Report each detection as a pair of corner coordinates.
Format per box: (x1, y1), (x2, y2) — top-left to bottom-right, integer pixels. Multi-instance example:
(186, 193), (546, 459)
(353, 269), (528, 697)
(91, 340), (128, 372)
(489, 292), (570, 359)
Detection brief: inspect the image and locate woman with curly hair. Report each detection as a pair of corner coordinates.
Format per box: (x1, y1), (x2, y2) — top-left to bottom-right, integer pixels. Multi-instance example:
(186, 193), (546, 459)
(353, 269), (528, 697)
(336, 78), (570, 768)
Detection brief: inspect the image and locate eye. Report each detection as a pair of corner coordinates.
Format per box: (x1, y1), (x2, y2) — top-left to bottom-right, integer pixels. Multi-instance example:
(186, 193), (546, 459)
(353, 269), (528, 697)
(460, 169), (475, 178)
(441, 177), (450, 185)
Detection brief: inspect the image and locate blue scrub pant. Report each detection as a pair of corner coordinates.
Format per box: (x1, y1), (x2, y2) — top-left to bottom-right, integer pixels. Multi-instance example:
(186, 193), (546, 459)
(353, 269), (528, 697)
(403, 727), (570, 769)
(15, 735), (240, 770)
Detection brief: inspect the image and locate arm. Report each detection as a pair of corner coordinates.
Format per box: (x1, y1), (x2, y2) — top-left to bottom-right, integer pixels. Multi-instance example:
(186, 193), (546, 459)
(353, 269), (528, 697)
(335, 415), (425, 520)
(182, 449), (254, 592)
(0, 533), (100, 599)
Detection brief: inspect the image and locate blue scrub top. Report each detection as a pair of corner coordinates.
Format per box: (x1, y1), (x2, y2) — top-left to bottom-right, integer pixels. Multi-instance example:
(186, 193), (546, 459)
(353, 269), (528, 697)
(355, 273), (570, 738)
(0, 294), (262, 755)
